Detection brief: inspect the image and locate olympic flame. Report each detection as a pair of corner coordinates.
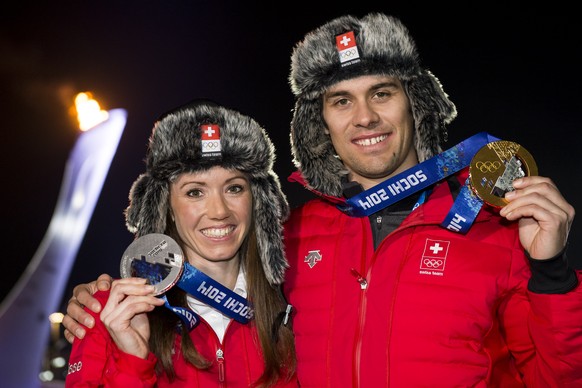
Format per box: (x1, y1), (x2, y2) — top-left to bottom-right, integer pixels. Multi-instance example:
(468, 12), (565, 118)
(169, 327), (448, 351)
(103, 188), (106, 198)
(74, 92), (109, 131)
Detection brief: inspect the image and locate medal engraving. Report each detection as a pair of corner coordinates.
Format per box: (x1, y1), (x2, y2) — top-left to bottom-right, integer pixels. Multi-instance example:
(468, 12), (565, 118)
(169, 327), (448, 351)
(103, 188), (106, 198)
(120, 233), (184, 295)
(469, 140), (537, 208)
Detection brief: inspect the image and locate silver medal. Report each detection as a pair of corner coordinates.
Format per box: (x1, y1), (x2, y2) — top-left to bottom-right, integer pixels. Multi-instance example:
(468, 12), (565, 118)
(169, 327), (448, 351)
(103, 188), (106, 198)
(120, 233), (184, 295)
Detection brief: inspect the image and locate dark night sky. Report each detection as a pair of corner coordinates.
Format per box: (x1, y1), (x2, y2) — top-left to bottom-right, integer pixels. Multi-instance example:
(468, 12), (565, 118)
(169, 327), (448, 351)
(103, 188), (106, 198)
(1, 2), (581, 314)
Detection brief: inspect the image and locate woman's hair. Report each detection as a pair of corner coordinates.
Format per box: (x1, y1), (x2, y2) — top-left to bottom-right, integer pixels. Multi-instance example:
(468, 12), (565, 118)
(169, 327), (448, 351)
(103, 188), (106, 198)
(147, 191), (296, 386)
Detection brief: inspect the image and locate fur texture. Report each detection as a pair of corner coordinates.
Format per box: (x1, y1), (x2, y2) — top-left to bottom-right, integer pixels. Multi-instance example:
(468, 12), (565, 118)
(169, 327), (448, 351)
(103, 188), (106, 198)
(288, 12), (457, 197)
(125, 102), (289, 285)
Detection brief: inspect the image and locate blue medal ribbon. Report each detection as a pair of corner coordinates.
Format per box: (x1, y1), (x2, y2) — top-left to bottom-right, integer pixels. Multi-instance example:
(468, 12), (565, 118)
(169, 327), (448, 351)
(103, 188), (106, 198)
(162, 294), (200, 331)
(177, 263), (253, 324)
(440, 177), (484, 234)
(162, 263), (253, 331)
(338, 132), (501, 233)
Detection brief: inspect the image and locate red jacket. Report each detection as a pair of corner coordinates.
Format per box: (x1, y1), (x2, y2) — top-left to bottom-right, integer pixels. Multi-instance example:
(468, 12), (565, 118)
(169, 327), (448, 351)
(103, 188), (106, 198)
(283, 169), (582, 387)
(66, 291), (297, 387)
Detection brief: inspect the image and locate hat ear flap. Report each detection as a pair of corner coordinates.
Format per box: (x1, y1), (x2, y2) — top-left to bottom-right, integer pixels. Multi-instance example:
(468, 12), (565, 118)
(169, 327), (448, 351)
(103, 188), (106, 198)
(290, 97), (346, 197)
(125, 173), (169, 237)
(405, 70), (457, 162)
(252, 173), (290, 285)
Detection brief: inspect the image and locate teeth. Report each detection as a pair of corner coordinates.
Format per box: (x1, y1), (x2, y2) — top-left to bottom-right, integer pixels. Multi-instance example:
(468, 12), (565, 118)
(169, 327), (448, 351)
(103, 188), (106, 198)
(202, 226), (234, 238)
(354, 134), (387, 146)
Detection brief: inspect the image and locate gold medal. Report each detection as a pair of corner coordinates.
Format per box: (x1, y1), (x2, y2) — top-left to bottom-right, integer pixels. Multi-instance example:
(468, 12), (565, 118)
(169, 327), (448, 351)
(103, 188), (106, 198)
(469, 140), (538, 208)
(120, 233), (184, 295)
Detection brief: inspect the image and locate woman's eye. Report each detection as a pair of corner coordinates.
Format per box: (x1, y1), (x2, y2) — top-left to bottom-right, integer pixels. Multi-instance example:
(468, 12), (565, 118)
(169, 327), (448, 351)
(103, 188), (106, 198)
(186, 189), (203, 198)
(228, 184), (244, 194)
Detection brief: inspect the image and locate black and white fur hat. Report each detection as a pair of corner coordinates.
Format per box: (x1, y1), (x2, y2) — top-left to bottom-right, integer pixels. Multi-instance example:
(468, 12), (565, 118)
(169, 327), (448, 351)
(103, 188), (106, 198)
(124, 100), (289, 285)
(289, 12), (457, 197)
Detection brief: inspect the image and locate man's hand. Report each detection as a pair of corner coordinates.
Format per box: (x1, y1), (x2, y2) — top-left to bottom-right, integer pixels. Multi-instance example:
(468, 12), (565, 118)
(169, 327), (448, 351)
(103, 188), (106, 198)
(500, 176), (575, 260)
(62, 273), (114, 343)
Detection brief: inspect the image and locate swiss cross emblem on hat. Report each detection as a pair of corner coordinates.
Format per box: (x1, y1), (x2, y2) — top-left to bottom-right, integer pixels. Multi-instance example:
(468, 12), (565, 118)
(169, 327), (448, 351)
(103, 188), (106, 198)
(200, 123), (221, 157)
(335, 31), (360, 66)
(201, 124), (220, 140)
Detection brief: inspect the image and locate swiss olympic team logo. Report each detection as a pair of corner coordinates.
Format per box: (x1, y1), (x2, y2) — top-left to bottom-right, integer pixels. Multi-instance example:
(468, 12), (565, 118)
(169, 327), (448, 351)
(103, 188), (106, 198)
(201, 124), (221, 157)
(420, 239), (450, 272)
(335, 31), (360, 66)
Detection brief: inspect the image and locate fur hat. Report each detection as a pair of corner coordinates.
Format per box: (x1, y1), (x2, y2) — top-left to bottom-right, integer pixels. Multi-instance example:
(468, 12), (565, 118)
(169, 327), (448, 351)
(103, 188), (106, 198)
(125, 100), (289, 285)
(289, 12), (457, 197)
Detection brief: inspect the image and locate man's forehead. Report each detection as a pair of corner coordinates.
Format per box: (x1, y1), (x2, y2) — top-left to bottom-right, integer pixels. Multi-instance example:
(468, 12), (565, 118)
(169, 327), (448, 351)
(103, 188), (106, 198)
(325, 75), (402, 95)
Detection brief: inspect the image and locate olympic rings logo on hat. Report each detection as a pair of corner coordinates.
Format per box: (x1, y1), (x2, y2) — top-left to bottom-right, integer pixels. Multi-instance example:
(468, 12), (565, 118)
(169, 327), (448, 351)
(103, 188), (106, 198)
(202, 142), (220, 149)
(339, 48), (358, 59)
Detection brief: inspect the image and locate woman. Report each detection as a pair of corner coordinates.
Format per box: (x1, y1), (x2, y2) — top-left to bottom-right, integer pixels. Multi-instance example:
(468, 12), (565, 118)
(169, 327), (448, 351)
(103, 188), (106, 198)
(65, 100), (297, 387)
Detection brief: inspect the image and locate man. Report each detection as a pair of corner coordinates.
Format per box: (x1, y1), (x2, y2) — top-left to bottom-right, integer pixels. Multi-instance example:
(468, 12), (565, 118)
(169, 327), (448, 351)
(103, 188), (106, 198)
(63, 13), (582, 386)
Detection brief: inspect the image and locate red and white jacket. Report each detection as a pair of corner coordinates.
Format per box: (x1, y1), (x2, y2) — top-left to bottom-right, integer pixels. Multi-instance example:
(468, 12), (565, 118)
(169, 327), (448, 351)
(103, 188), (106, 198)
(66, 291), (298, 387)
(283, 169), (582, 387)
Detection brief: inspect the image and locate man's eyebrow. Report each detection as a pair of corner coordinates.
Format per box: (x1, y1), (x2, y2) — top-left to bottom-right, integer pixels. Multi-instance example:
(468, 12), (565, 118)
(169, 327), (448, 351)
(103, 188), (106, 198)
(325, 81), (401, 99)
(324, 89), (350, 99)
(370, 81), (400, 90)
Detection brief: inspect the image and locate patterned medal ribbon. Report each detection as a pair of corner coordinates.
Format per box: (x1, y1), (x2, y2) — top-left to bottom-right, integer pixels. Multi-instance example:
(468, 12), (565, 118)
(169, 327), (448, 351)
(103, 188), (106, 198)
(339, 132), (538, 234)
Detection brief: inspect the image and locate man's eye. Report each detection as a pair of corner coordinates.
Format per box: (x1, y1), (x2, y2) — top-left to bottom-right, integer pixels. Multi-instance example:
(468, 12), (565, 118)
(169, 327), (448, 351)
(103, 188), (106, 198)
(375, 91), (390, 98)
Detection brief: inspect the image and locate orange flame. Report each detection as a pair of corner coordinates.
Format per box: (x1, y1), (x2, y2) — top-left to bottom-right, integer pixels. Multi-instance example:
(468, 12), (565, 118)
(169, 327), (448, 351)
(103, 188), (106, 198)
(74, 92), (109, 131)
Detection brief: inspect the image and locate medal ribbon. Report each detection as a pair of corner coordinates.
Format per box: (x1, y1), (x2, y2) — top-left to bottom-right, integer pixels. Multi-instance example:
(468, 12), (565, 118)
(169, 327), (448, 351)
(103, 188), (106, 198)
(162, 263), (254, 330)
(338, 132), (501, 233)
(161, 294), (200, 331)
(177, 263), (253, 323)
(160, 263), (253, 331)
(440, 177), (486, 234)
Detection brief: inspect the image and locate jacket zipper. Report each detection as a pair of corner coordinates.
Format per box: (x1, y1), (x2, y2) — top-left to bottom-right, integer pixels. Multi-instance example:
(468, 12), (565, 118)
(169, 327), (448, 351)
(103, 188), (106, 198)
(351, 264), (368, 388)
(376, 215), (382, 231)
(350, 268), (368, 290)
(216, 348), (225, 385)
(212, 318), (231, 387)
